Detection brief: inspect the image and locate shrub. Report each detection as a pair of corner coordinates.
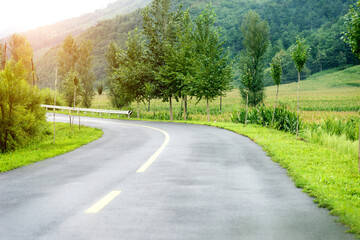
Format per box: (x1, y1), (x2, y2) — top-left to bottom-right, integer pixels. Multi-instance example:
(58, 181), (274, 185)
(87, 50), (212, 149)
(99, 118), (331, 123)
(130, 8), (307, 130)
(231, 105), (300, 134)
(0, 60), (48, 153)
(40, 88), (66, 106)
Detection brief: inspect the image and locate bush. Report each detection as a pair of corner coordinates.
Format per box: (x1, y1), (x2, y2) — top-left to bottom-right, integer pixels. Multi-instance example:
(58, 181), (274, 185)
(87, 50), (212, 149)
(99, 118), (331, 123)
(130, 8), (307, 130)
(40, 88), (66, 106)
(0, 60), (48, 153)
(231, 105), (300, 134)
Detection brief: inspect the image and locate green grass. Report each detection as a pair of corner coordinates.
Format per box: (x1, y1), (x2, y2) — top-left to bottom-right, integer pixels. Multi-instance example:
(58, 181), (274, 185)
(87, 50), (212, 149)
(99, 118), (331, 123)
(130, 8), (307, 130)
(177, 120), (360, 238)
(0, 123), (103, 173)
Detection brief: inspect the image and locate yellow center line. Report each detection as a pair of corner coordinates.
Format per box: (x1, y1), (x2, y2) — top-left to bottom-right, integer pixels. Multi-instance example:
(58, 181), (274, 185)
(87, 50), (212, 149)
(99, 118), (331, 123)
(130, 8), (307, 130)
(79, 118), (170, 173)
(136, 126), (170, 173)
(85, 191), (122, 214)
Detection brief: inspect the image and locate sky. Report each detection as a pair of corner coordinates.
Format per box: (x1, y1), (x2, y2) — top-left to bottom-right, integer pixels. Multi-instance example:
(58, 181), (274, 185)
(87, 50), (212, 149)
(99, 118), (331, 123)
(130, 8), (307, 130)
(0, 0), (116, 35)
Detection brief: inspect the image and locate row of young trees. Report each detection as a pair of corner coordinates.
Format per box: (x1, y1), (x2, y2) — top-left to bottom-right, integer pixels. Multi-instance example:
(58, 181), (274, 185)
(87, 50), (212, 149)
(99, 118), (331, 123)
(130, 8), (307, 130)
(107, 1), (232, 121)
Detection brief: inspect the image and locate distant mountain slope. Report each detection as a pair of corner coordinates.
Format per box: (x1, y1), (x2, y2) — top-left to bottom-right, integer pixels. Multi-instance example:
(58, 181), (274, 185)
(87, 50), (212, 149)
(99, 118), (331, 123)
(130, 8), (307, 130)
(37, 0), (360, 88)
(0, 0), (151, 54)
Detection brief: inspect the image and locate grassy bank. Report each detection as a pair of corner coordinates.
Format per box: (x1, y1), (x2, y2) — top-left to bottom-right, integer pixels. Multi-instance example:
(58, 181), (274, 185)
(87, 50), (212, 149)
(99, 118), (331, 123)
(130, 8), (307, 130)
(0, 123), (103, 173)
(184, 121), (359, 238)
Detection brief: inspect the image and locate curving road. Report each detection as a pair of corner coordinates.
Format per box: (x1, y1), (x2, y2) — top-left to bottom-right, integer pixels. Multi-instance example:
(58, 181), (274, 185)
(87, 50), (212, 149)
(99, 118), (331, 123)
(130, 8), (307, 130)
(0, 115), (354, 240)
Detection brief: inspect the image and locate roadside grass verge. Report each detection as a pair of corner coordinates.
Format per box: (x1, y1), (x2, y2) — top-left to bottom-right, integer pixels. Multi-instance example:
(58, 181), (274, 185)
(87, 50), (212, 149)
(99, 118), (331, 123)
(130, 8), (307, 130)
(181, 121), (360, 239)
(0, 123), (103, 173)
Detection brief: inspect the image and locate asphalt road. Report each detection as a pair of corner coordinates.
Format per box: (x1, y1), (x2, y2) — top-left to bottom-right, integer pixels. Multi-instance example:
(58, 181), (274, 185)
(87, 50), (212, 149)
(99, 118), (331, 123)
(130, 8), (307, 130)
(0, 115), (355, 240)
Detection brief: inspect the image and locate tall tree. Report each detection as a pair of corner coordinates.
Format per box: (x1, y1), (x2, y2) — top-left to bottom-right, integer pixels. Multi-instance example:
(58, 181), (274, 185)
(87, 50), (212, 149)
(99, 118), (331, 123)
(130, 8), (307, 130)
(8, 34), (35, 84)
(106, 42), (132, 108)
(109, 29), (151, 118)
(156, 10), (195, 120)
(57, 34), (78, 85)
(77, 40), (96, 108)
(290, 36), (310, 138)
(142, 0), (181, 102)
(343, 0), (360, 173)
(270, 52), (283, 125)
(239, 11), (270, 106)
(193, 5), (232, 122)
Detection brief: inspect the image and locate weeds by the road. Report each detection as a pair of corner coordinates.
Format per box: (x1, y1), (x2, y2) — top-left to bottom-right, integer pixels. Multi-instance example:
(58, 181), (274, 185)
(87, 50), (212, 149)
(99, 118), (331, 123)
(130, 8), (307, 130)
(0, 123), (103, 173)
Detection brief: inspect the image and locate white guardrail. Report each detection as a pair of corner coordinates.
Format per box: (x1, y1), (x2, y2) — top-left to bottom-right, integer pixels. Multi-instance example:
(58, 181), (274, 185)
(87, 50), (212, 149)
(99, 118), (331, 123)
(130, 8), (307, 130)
(41, 104), (133, 118)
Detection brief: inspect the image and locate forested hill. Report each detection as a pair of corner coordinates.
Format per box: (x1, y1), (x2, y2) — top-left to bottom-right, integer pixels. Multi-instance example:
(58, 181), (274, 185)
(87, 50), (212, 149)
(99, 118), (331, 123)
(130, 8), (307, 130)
(0, 0), (151, 54)
(36, 0), (360, 88)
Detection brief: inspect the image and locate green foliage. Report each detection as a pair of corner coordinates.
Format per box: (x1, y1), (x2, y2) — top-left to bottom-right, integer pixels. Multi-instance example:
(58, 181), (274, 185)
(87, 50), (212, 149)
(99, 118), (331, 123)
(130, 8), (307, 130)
(62, 70), (83, 107)
(344, 1), (360, 59)
(108, 29), (151, 112)
(192, 4), (232, 102)
(77, 40), (96, 108)
(239, 10), (270, 106)
(232, 105), (299, 134)
(96, 81), (104, 96)
(0, 123), (103, 172)
(8, 34), (35, 84)
(290, 37), (310, 73)
(156, 10), (195, 103)
(270, 52), (283, 86)
(40, 88), (66, 106)
(57, 35), (96, 107)
(0, 60), (47, 153)
(57, 34), (78, 84)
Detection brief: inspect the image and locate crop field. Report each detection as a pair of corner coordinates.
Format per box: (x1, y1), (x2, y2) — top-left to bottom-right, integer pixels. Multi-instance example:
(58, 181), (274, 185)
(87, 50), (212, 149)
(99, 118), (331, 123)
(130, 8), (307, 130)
(92, 65), (360, 122)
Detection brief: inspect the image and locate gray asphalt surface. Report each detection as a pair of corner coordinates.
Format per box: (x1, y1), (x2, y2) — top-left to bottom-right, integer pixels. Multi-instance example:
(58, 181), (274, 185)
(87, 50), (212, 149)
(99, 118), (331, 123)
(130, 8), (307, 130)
(0, 115), (355, 240)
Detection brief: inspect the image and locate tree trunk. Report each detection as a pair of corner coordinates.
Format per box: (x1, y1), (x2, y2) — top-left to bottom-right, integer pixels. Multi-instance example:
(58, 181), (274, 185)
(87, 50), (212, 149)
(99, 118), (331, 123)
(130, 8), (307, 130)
(69, 109), (72, 128)
(148, 99), (151, 112)
(207, 98), (210, 122)
(169, 97), (173, 121)
(72, 86), (76, 134)
(183, 95), (187, 121)
(220, 95), (222, 112)
(2, 43), (6, 69)
(137, 98), (140, 118)
(296, 71), (300, 139)
(245, 91), (249, 126)
(271, 84), (279, 126)
(98, 94), (101, 109)
(53, 68), (57, 144)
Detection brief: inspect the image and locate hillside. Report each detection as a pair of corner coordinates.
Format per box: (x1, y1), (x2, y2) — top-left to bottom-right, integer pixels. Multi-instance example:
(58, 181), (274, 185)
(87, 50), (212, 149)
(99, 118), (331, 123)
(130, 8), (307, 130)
(265, 65), (360, 112)
(0, 0), (151, 57)
(36, 0), (360, 88)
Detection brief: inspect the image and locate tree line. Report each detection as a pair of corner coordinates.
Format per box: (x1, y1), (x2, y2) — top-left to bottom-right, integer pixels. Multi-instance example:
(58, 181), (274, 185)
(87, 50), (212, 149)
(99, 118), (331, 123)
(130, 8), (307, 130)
(107, 2), (232, 121)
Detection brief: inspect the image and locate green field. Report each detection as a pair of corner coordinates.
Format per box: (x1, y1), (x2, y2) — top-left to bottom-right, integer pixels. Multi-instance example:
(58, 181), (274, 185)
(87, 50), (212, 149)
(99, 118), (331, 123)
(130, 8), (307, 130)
(92, 65), (360, 122)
